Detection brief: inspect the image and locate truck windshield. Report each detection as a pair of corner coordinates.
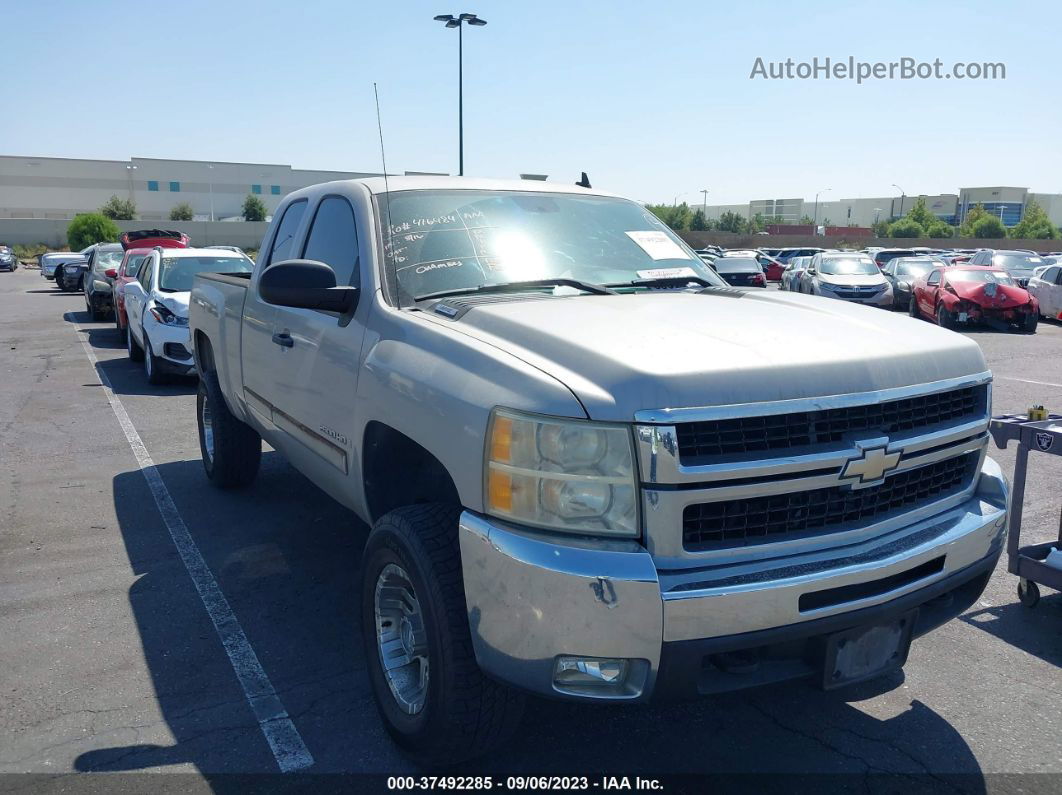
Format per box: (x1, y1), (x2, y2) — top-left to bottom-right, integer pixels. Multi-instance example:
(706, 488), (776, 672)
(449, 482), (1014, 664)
(158, 256), (252, 291)
(378, 190), (723, 301)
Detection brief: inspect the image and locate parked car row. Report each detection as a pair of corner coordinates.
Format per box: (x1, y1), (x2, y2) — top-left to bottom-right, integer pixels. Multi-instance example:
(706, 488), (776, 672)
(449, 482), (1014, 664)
(47, 230), (252, 384)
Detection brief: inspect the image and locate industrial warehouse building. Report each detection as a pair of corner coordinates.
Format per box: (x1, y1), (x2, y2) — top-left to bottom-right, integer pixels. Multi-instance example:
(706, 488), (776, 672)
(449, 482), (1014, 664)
(0, 155), (444, 221)
(705, 187), (1062, 229)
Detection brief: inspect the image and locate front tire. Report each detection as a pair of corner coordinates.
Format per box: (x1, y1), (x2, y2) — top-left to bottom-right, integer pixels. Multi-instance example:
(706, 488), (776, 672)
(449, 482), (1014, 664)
(361, 505), (524, 765)
(144, 337), (166, 385)
(936, 303), (954, 329)
(1021, 313), (1038, 334)
(197, 369), (261, 488)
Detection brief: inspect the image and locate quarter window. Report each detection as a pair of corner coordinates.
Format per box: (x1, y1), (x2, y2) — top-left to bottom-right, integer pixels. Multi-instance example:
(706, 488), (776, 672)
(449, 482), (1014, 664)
(301, 196), (360, 287)
(264, 199), (308, 268)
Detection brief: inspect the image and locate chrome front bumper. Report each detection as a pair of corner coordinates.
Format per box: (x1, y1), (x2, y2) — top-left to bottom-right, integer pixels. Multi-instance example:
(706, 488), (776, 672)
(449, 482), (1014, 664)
(458, 457), (1008, 702)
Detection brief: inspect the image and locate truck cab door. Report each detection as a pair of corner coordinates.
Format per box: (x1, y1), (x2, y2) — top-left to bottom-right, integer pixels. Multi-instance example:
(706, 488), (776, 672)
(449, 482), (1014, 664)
(241, 198), (309, 436)
(262, 194), (366, 504)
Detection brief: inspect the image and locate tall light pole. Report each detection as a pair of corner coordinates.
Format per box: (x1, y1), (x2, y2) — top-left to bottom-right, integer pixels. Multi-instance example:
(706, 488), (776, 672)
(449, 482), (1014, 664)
(125, 164), (138, 203)
(673, 191), (691, 207)
(207, 164), (215, 222)
(813, 188), (831, 228)
(700, 189), (709, 216)
(874, 207), (884, 225)
(434, 12), (487, 177)
(892, 183), (905, 218)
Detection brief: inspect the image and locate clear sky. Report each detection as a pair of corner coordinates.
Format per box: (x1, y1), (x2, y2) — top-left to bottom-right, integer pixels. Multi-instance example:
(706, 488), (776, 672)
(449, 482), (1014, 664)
(4, 0), (1059, 204)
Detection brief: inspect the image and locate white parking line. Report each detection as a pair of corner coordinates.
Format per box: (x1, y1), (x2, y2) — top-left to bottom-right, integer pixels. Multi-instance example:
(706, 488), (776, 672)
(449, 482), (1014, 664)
(995, 375), (1062, 389)
(67, 314), (314, 773)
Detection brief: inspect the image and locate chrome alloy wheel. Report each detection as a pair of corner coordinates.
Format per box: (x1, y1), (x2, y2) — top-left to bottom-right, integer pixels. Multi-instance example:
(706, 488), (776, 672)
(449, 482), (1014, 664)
(374, 563), (429, 714)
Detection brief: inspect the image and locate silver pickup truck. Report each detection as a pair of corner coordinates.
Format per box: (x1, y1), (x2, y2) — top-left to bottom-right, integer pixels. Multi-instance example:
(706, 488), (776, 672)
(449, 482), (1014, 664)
(189, 177), (1010, 764)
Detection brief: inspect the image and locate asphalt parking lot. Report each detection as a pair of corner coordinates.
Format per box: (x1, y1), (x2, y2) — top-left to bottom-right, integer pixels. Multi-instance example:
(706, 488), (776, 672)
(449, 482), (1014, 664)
(1, 267), (1060, 786)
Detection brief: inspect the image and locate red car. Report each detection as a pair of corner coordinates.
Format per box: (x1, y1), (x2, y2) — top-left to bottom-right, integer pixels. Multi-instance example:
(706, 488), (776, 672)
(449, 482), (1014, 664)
(909, 265), (1038, 333)
(119, 229), (191, 249)
(113, 248), (153, 341)
(758, 254), (785, 281)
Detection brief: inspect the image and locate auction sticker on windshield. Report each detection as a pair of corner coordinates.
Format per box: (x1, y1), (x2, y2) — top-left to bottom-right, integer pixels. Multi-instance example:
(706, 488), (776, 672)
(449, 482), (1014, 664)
(626, 231), (690, 260)
(636, 266), (700, 279)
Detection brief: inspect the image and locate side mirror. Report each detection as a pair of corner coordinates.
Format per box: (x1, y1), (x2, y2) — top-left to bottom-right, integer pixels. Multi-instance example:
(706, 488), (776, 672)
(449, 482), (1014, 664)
(259, 259), (359, 314)
(105, 268), (117, 279)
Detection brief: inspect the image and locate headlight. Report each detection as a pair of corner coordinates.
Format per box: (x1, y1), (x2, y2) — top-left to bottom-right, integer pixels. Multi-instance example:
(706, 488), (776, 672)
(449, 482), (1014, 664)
(485, 408), (638, 537)
(149, 301), (189, 327)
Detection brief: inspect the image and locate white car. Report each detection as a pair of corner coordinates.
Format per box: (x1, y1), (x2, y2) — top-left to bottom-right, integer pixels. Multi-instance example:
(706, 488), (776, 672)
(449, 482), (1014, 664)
(123, 247), (253, 383)
(1027, 263), (1062, 321)
(781, 255), (812, 291)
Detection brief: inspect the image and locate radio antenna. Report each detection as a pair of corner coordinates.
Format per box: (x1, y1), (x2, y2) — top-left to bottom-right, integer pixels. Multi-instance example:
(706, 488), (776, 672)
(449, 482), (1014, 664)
(374, 82), (400, 308)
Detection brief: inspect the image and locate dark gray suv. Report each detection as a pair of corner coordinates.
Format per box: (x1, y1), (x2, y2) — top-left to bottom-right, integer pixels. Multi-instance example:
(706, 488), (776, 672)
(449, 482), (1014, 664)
(83, 243), (124, 320)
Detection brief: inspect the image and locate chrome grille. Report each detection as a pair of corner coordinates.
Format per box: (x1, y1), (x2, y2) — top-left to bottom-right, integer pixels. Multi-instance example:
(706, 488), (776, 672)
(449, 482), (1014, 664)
(675, 385), (985, 462)
(682, 452), (977, 552)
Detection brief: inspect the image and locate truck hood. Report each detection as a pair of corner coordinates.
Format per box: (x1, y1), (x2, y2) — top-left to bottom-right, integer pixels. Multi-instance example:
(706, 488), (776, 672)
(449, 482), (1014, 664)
(428, 290), (988, 421)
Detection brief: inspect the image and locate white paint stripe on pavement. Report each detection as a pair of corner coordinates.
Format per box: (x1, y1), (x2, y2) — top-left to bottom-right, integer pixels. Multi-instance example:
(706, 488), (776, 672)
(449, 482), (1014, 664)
(995, 375), (1062, 389)
(67, 314), (314, 773)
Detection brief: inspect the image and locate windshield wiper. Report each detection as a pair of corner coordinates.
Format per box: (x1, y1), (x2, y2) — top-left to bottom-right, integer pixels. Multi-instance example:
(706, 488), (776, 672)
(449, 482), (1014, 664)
(416, 278), (617, 302)
(604, 276), (717, 290)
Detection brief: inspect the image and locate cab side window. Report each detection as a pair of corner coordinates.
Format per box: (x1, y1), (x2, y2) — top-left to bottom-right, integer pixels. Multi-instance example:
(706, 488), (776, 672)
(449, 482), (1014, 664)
(264, 199), (309, 268)
(301, 196), (360, 287)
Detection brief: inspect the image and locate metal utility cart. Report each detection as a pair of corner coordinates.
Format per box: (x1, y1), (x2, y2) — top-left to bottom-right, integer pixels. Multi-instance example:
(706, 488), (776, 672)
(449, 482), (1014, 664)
(989, 413), (1062, 607)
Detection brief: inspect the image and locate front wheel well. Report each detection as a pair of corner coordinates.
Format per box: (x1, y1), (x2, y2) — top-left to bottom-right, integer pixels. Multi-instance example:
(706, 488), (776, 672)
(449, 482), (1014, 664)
(362, 422), (461, 524)
(194, 331), (216, 374)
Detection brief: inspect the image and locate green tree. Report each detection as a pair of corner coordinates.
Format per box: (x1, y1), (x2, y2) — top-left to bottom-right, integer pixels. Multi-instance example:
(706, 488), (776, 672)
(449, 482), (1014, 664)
(871, 219), (890, 237)
(1008, 200), (1060, 239)
(888, 218), (924, 238)
(242, 194), (268, 222)
(689, 209), (709, 231)
(99, 194), (137, 220)
(958, 203), (990, 237)
(169, 202), (195, 221)
(799, 214), (814, 225)
(905, 197), (936, 230)
(971, 215), (1006, 239)
(750, 212), (766, 233)
(67, 213), (120, 250)
(925, 220), (954, 239)
(717, 210), (748, 234)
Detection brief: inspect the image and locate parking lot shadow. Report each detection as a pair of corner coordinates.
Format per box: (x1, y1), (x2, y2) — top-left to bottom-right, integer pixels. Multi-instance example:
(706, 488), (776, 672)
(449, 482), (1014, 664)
(78, 452), (373, 775)
(960, 597), (1062, 667)
(77, 453), (987, 782)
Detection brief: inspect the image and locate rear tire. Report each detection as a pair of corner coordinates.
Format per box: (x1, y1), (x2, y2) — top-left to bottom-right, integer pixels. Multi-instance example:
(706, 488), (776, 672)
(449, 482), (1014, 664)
(361, 504), (525, 765)
(197, 369), (261, 488)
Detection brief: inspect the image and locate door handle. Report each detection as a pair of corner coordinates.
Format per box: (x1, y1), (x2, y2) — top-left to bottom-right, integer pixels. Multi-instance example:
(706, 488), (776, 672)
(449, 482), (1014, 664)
(271, 332), (294, 348)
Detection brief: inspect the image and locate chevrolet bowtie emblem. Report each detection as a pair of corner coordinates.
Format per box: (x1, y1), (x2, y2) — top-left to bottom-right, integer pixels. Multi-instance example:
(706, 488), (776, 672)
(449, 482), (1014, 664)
(842, 447), (901, 484)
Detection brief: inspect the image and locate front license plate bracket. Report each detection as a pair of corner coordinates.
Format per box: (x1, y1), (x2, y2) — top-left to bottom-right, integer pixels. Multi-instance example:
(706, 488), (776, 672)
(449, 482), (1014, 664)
(822, 609), (918, 689)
